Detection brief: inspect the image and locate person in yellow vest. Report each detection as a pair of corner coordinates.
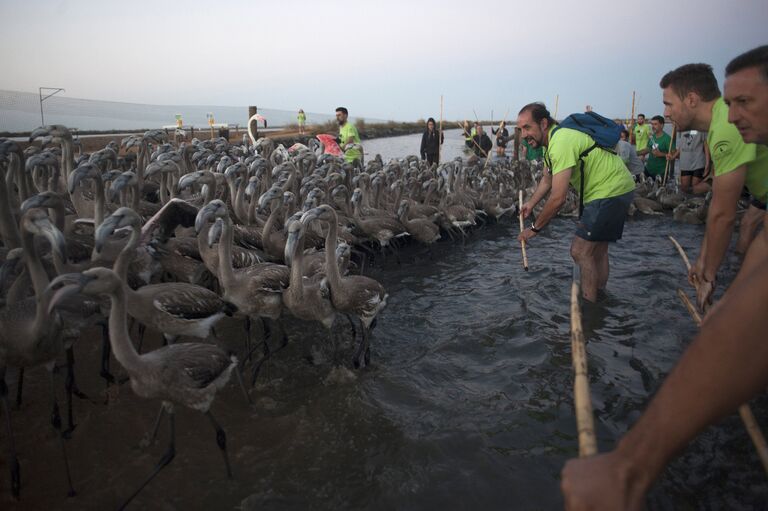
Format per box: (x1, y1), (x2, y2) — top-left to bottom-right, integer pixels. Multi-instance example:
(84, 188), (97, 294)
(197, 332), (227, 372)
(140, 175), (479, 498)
(659, 62), (768, 311)
(630, 114), (651, 160)
(335, 107), (362, 165)
(297, 109), (306, 135)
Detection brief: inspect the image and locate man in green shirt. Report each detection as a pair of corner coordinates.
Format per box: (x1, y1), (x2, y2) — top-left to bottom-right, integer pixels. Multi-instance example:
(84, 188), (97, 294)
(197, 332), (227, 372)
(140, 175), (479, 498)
(517, 102), (635, 301)
(660, 62), (768, 311)
(638, 115), (675, 179)
(631, 114), (650, 157)
(335, 106), (362, 165)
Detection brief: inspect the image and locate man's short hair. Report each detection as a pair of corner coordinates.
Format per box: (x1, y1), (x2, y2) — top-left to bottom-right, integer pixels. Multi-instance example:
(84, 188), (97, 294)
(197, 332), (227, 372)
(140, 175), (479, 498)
(726, 45), (768, 82)
(651, 115), (665, 124)
(518, 102), (556, 125)
(621, 129), (630, 138)
(335, 107), (348, 116)
(637, 113), (646, 119)
(659, 63), (721, 101)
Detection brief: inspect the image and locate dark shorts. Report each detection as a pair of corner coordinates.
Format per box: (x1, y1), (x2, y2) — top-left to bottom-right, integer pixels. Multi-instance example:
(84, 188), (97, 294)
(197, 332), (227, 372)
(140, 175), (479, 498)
(681, 168), (705, 178)
(575, 190), (634, 242)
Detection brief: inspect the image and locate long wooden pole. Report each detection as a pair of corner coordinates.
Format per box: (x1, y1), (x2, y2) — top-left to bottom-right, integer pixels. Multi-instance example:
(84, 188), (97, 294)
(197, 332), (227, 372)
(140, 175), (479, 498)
(570, 269), (597, 457)
(628, 91), (636, 130)
(553, 94), (560, 120)
(518, 190), (529, 271)
(670, 236), (768, 477)
(438, 95), (444, 164)
(455, 121), (489, 158)
(662, 125), (677, 185)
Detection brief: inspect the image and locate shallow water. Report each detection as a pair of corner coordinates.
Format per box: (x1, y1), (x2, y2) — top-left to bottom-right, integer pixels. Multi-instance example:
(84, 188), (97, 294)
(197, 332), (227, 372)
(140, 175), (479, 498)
(3, 137), (767, 510)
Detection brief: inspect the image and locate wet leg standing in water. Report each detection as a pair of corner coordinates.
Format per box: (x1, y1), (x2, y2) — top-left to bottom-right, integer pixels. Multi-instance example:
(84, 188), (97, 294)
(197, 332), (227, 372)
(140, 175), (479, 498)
(517, 102), (634, 301)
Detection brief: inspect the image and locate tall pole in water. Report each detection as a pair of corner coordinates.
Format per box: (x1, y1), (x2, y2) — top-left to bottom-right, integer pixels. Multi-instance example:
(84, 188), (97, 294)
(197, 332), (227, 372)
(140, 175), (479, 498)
(438, 95), (444, 164)
(39, 87), (65, 125)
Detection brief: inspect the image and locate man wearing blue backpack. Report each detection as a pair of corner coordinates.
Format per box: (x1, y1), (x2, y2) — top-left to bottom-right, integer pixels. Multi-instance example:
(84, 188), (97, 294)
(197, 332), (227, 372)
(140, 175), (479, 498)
(517, 102), (635, 301)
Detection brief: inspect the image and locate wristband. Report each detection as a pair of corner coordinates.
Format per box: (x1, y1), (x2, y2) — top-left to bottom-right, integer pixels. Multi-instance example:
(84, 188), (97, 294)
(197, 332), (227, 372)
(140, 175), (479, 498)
(530, 224), (540, 233)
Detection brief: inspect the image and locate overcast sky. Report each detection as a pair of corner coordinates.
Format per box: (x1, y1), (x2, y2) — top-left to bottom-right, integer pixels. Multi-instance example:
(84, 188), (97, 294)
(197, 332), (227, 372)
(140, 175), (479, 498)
(1, 0), (766, 122)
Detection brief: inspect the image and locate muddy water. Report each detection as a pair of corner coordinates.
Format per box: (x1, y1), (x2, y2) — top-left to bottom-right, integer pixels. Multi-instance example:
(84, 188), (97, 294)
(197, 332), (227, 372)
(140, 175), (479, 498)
(3, 148), (767, 510)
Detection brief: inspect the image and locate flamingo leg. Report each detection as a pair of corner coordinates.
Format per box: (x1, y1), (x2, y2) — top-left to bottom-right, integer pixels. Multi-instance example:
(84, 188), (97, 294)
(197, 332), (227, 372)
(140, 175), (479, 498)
(1, 367), (21, 499)
(120, 407), (176, 511)
(48, 368), (76, 497)
(206, 411), (233, 478)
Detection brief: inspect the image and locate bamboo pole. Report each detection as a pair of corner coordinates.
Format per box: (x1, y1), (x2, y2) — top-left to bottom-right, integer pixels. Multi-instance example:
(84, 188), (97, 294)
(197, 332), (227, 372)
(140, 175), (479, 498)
(482, 109), (510, 171)
(438, 95), (444, 165)
(570, 272), (597, 457)
(518, 190), (529, 271)
(455, 122), (489, 158)
(553, 94), (560, 120)
(670, 237), (768, 477)
(662, 125), (677, 185)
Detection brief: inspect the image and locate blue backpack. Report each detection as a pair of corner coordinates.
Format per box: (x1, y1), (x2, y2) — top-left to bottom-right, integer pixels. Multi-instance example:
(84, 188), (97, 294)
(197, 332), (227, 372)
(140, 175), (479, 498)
(550, 111), (622, 218)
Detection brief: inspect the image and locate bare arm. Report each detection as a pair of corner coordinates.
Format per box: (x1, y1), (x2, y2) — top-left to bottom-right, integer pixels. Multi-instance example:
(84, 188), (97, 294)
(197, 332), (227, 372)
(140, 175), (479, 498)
(520, 169), (553, 218)
(561, 260), (768, 510)
(518, 170), (570, 241)
(692, 167), (746, 282)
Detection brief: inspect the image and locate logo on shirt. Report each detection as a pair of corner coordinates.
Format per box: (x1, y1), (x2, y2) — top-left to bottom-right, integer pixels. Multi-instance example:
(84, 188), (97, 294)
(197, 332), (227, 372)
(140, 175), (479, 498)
(712, 140), (731, 157)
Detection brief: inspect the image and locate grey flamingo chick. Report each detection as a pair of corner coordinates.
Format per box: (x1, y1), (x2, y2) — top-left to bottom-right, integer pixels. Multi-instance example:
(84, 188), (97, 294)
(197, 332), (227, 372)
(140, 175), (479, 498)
(300, 205), (387, 368)
(195, 200), (290, 384)
(47, 267), (236, 510)
(96, 207), (238, 345)
(282, 220), (336, 357)
(0, 208), (75, 498)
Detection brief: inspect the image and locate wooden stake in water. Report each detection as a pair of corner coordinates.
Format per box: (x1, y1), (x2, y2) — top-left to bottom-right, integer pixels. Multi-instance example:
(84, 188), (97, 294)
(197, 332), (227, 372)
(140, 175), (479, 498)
(570, 272), (597, 457)
(670, 237), (768, 478)
(518, 190), (529, 271)
(438, 95), (444, 164)
(662, 125), (677, 186)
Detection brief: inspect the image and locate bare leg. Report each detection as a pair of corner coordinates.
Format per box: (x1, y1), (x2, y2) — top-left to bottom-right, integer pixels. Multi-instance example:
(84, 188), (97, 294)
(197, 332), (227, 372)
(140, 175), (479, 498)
(1, 367), (21, 498)
(571, 237), (601, 302)
(680, 175), (692, 193)
(596, 242), (610, 291)
(205, 411), (233, 478)
(120, 406), (176, 511)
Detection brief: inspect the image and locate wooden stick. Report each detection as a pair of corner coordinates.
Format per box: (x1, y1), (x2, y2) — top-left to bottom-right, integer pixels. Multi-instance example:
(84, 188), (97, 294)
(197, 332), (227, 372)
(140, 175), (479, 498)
(570, 276), (597, 457)
(662, 125), (677, 185)
(676, 289), (768, 477)
(482, 109), (510, 171)
(518, 190), (529, 271)
(671, 240), (768, 478)
(668, 235), (692, 272)
(438, 95), (444, 164)
(553, 94), (560, 120)
(455, 122), (489, 158)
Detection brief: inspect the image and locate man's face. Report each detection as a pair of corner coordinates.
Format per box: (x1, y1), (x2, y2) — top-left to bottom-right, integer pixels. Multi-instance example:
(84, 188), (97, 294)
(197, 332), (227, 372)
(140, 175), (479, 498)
(724, 66), (768, 145)
(517, 111), (546, 147)
(637, 115), (645, 125)
(650, 119), (663, 134)
(336, 111), (347, 125)
(662, 87), (695, 131)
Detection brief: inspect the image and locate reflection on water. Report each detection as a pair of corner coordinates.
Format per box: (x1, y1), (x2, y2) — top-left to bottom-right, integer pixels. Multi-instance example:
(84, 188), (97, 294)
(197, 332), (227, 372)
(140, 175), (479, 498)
(6, 147), (767, 510)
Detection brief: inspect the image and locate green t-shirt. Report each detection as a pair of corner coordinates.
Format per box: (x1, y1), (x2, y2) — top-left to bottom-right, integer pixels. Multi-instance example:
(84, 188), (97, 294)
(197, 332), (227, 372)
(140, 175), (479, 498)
(522, 138), (543, 161)
(708, 97), (768, 203)
(644, 131), (674, 177)
(297, 112), (306, 124)
(339, 122), (362, 163)
(633, 123), (650, 151)
(545, 125), (635, 204)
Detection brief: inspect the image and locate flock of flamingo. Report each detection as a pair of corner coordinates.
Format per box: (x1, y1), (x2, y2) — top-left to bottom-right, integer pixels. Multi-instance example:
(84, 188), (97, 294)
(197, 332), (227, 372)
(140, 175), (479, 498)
(0, 125), (541, 507)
